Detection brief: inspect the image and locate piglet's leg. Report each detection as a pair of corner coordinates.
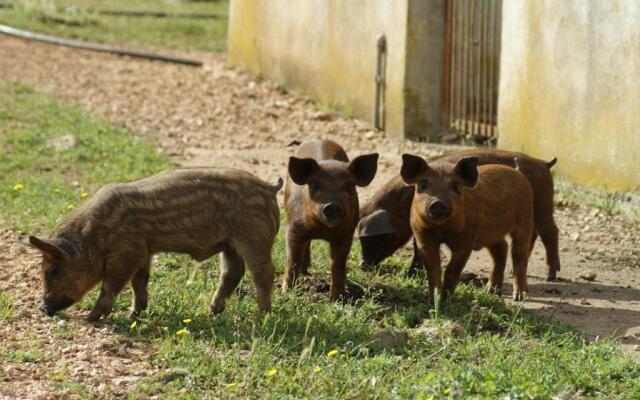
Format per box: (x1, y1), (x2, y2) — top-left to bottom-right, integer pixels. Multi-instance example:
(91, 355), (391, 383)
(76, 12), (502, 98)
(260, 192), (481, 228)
(130, 257), (151, 318)
(89, 252), (145, 323)
(407, 238), (424, 277)
(487, 240), (508, 295)
(210, 248), (246, 314)
(300, 241), (311, 275)
(442, 248), (472, 301)
(329, 238), (352, 301)
(283, 233), (307, 293)
(511, 233), (531, 301)
(415, 238), (442, 309)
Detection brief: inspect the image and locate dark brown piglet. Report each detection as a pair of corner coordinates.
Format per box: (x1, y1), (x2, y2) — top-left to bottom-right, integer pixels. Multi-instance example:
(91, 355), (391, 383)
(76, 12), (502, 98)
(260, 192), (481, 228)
(29, 168), (282, 322)
(359, 148), (560, 281)
(401, 154), (534, 308)
(283, 139), (378, 300)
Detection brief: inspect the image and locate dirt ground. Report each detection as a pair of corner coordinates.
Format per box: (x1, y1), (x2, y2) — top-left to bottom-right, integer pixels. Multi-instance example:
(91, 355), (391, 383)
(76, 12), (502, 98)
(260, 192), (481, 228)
(1, 36), (639, 397)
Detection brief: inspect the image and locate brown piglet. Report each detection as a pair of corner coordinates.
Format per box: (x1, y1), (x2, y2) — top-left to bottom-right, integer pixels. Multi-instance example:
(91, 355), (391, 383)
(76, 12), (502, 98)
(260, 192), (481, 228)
(400, 154), (534, 308)
(359, 148), (560, 280)
(283, 139), (378, 300)
(29, 168), (282, 322)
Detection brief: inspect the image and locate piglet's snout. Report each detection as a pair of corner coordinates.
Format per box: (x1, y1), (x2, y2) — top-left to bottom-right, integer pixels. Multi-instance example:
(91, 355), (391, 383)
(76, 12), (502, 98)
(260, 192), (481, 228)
(427, 200), (451, 220)
(322, 202), (345, 222)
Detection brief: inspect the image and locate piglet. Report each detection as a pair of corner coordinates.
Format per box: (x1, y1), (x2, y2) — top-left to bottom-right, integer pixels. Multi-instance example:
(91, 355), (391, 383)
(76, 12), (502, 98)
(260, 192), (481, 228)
(359, 148), (559, 281)
(400, 154), (534, 308)
(283, 139), (378, 300)
(29, 168), (282, 322)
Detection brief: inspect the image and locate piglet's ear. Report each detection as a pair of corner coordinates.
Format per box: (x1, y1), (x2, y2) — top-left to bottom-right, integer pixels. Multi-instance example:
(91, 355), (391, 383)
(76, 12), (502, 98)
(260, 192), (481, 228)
(400, 154), (428, 185)
(29, 236), (70, 262)
(288, 157), (319, 185)
(358, 209), (396, 237)
(454, 156), (479, 188)
(348, 153), (378, 187)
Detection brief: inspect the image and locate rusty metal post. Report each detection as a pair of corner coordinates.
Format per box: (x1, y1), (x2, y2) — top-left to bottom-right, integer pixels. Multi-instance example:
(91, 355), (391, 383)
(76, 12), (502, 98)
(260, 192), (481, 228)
(374, 34), (387, 131)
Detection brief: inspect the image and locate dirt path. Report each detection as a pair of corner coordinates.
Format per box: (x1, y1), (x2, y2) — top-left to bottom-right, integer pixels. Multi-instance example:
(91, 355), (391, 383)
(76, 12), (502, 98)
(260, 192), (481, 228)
(0, 36), (639, 396)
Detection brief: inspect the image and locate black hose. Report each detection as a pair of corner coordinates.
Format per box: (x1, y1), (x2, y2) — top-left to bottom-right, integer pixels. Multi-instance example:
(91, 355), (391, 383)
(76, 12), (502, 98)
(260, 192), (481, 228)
(0, 24), (203, 66)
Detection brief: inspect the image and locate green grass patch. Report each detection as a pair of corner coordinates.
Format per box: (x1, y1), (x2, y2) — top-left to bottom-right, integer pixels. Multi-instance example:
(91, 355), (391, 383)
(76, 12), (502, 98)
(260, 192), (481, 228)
(1, 81), (638, 398)
(0, 292), (14, 320)
(555, 177), (640, 223)
(0, 80), (173, 232)
(0, 0), (228, 51)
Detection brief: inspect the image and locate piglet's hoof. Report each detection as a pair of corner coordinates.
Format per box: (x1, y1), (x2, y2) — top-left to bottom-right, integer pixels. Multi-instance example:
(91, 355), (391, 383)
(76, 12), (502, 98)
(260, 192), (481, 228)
(209, 304), (225, 315)
(512, 291), (527, 302)
(546, 271), (557, 282)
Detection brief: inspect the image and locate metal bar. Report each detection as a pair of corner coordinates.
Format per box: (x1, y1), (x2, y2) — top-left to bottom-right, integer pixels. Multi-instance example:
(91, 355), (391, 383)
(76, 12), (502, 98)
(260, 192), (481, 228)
(493, 0), (501, 137)
(442, 0), (451, 127)
(461, 0), (468, 135)
(488, 0), (496, 137)
(449, 0), (457, 130)
(0, 24), (203, 66)
(472, 0), (479, 137)
(455, 0), (463, 131)
(481, 0), (488, 137)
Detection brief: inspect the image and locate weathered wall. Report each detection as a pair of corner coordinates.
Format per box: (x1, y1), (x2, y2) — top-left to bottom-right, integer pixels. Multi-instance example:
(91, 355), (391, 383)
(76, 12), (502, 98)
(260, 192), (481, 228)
(498, 1), (640, 190)
(228, 0), (409, 136)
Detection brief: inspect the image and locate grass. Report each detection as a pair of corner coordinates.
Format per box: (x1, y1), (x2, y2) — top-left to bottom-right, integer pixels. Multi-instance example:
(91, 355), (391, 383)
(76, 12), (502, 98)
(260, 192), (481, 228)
(555, 177), (640, 223)
(1, 81), (639, 398)
(0, 80), (173, 232)
(0, 0), (228, 51)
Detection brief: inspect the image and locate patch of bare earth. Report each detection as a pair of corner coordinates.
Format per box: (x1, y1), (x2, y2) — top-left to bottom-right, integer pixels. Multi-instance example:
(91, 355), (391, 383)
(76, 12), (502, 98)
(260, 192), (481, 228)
(0, 35), (638, 397)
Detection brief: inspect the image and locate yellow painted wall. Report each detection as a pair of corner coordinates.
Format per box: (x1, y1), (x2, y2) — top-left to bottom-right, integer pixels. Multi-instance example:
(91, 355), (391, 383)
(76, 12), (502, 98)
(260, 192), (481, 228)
(228, 0), (409, 136)
(498, 1), (640, 191)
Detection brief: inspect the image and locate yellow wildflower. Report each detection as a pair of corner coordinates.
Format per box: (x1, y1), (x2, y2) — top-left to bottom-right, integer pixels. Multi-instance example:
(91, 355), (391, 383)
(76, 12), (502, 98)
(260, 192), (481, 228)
(327, 349), (339, 357)
(81, 192), (89, 198)
(53, 188), (61, 193)
(130, 321), (137, 329)
(161, 326), (168, 331)
(226, 382), (237, 389)
(182, 319), (192, 324)
(13, 183), (24, 191)
(66, 204), (74, 210)
(314, 367), (321, 373)
(266, 368), (277, 377)
(176, 328), (189, 336)
(443, 388), (451, 394)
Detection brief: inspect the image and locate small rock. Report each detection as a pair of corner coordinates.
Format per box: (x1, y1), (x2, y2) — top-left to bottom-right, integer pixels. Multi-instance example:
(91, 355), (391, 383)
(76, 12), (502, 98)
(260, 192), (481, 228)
(442, 321), (464, 337)
(370, 328), (409, 351)
(635, 345), (640, 352)
(48, 134), (76, 151)
(580, 299), (591, 305)
(57, 319), (67, 327)
(570, 232), (580, 241)
(364, 131), (376, 140)
(579, 272), (597, 281)
(310, 111), (333, 121)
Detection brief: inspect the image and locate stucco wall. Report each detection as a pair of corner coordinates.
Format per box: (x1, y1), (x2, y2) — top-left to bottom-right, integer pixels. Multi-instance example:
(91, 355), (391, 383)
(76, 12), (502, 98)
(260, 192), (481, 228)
(228, 0), (409, 136)
(498, 1), (640, 190)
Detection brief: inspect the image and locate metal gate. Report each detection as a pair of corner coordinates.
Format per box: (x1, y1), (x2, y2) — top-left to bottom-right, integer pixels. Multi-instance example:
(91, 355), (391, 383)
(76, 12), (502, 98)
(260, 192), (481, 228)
(442, 0), (502, 141)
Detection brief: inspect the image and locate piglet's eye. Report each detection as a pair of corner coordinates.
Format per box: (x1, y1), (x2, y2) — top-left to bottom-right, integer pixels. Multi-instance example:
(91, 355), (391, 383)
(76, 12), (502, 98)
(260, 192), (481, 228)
(452, 183), (462, 195)
(343, 182), (354, 191)
(417, 181), (428, 192)
(309, 181), (322, 191)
